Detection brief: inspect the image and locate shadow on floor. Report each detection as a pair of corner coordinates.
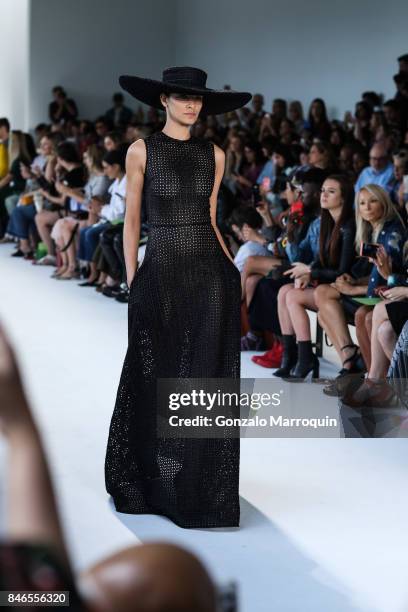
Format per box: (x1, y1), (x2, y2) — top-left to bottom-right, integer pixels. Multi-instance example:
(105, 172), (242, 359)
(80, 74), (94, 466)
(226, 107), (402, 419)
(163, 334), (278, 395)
(110, 496), (368, 612)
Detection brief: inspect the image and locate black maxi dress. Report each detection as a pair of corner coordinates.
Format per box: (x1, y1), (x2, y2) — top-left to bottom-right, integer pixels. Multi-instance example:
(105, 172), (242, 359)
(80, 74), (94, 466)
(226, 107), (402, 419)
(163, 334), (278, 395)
(104, 130), (241, 528)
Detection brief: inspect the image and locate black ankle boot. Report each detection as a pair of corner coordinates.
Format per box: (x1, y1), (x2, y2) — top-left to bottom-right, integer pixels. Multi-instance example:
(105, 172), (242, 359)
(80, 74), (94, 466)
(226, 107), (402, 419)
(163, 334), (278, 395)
(288, 340), (320, 380)
(273, 335), (298, 377)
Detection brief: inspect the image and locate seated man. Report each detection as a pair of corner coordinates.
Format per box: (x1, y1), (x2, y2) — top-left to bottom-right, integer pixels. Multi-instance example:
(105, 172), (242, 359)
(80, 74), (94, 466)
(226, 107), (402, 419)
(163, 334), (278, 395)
(355, 143), (394, 193)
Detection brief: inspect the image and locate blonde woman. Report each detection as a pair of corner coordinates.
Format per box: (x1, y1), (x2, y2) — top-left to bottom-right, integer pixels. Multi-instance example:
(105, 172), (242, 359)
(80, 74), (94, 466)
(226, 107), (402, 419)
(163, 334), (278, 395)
(0, 131), (32, 238)
(314, 184), (405, 384)
(4, 133), (62, 257)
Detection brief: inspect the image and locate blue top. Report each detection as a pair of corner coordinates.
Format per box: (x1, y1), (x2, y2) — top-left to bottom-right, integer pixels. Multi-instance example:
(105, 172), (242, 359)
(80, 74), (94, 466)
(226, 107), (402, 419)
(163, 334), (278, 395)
(256, 159), (275, 185)
(366, 218), (406, 296)
(355, 163), (394, 194)
(286, 217), (321, 263)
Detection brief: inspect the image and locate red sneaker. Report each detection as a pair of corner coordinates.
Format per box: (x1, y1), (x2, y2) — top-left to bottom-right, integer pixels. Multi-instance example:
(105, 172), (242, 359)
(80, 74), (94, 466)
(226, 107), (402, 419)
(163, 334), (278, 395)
(251, 341), (283, 368)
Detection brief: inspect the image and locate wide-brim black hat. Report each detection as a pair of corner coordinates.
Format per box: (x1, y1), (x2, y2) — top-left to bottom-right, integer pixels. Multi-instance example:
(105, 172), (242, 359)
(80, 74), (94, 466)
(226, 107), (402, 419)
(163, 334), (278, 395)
(119, 66), (252, 116)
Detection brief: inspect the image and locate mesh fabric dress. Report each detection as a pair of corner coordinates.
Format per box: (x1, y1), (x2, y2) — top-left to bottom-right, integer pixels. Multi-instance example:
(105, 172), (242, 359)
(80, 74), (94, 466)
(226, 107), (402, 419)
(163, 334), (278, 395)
(104, 130), (241, 528)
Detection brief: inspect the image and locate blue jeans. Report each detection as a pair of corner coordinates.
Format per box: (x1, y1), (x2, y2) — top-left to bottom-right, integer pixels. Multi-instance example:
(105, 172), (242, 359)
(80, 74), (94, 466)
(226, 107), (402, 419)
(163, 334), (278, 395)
(7, 203), (37, 239)
(78, 222), (110, 262)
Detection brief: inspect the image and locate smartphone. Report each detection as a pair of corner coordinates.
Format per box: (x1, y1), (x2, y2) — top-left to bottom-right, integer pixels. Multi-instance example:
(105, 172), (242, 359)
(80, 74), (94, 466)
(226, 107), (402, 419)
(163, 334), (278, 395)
(403, 175), (408, 194)
(262, 177), (271, 191)
(252, 184), (262, 206)
(360, 242), (379, 258)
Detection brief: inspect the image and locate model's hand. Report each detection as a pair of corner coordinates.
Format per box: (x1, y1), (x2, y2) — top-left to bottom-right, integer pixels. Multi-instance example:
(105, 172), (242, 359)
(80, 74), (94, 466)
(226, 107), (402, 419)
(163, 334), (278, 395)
(382, 287), (408, 302)
(0, 323), (34, 437)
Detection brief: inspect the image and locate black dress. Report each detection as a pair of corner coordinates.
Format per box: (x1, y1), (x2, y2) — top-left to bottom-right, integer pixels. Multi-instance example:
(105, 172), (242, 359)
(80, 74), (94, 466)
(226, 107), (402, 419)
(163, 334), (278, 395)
(104, 130), (241, 528)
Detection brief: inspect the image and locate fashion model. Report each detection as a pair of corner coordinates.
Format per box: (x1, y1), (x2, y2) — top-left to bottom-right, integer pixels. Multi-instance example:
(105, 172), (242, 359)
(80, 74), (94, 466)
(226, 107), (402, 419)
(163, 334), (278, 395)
(104, 66), (251, 528)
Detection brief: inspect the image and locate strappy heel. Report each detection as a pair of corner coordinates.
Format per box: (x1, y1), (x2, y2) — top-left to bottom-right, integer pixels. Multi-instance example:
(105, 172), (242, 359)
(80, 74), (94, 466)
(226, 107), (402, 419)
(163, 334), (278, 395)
(323, 344), (366, 397)
(339, 344), (366, 376)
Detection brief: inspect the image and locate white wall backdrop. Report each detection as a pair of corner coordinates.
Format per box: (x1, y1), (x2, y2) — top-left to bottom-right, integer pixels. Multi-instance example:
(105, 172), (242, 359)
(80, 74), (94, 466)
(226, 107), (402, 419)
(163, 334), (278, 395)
(175, 0), (408, 119)
(28, 0), (174, 128)
(1, 0), (408, 130)
(0, 0), (30, 129)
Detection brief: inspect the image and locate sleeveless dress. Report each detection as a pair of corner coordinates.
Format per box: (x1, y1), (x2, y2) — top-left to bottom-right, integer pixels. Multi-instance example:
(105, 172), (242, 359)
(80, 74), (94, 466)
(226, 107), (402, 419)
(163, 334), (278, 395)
(104, 130), (241, 528)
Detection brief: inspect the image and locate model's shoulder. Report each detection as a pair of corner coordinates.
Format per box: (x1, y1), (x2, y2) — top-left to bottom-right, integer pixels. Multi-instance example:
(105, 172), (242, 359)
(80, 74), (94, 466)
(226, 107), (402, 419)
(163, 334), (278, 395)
(210, 141), (225, 163)
(125, 139), (148, 174)
(126, 138), (147, 162)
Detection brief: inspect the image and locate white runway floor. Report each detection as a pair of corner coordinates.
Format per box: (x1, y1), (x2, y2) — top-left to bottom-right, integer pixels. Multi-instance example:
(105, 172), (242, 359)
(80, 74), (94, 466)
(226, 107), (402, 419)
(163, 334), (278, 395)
(1, 243), (408, 612)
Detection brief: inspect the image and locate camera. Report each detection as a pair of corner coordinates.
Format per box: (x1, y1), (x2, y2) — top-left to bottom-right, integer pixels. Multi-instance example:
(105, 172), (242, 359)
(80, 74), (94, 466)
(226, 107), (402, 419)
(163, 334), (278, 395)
(360, 242), (379, 258)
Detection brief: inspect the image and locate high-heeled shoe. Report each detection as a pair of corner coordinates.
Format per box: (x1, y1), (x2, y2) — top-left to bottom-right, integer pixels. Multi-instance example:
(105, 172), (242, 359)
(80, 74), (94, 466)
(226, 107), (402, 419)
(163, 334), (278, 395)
(285, 341), (320, 381)
(338, 344), (366, 376)
(273, 335), (298, 377)
(323, 345), (366, 397)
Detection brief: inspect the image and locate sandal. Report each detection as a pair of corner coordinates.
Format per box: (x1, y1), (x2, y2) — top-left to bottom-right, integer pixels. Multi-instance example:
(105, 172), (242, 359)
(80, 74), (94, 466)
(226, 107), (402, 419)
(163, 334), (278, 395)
(339, 344), (366, 374)
(322, 345), (366, 397)
(32, 254), (57, 266)
(56, 269), (80, 280)
(51, 267), (68, 278)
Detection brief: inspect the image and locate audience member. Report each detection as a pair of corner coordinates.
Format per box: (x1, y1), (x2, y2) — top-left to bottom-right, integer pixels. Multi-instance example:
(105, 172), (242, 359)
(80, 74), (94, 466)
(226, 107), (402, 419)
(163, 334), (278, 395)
(49, 86), (78, 124)
(105, 92), (133, 127)
(355, 143), (394, 193)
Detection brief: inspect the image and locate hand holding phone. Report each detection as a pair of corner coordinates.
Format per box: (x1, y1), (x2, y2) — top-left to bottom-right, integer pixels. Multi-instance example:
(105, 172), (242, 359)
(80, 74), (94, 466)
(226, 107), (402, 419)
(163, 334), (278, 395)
(360, 242), (379, 258)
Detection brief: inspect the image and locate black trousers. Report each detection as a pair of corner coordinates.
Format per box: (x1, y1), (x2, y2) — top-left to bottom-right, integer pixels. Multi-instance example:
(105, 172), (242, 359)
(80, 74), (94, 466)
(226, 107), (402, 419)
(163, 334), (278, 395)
(248, 276), (293, 335)
(99, 224), (125, 283)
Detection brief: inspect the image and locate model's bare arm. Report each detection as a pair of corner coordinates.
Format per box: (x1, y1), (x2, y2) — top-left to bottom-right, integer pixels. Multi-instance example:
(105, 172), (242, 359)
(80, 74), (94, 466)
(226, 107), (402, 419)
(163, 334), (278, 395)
(123, 139), (146, 286)
(209, 143), (234, 263)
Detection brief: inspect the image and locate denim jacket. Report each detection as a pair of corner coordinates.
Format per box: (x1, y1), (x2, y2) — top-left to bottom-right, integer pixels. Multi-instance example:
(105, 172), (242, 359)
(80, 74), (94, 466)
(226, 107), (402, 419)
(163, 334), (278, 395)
(366, 218), (406, 297)
(285, 217), (321, 263)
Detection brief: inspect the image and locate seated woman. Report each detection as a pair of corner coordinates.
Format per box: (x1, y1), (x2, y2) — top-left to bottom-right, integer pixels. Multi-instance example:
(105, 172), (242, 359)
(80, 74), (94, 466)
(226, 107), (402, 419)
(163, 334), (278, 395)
(5, 133), (63, 258)
(223, 133), (244, 195)
(35, 141), (87, 265)
(388, 149), (408, 219)
(388, 319), (408, 381)
(356, 242), (408, 381)
(240, 167), (325, 351)
(0, 131), (33, 239)
(50, 145), (110, 279)
(229, 205), (270, 273)
(231, 140), (265, 204)
(78, 147), (127, 287)
(308, 140), (337, 173)
(315, 184), (406, 384)
(275, 174), (356, 379)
